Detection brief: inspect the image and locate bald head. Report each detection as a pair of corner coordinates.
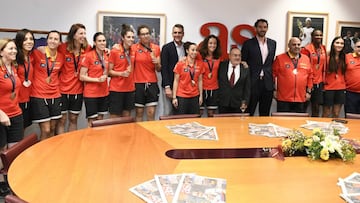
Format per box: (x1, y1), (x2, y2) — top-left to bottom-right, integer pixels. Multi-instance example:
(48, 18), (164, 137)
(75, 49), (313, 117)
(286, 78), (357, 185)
(288, 37), (301, 55)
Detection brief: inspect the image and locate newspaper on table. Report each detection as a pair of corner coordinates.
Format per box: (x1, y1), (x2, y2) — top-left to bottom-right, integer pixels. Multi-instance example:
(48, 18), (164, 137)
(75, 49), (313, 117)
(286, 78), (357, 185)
(154, 174), (183, 203)
(166, 122), (218, 140)
(131, 173), (227, 203)
(338, 172), (360, 203)
(129, 179), (163, 203)
(301, 120), (349, 134)
(248, 123), (292, 137)
(173, 174), (226, 203)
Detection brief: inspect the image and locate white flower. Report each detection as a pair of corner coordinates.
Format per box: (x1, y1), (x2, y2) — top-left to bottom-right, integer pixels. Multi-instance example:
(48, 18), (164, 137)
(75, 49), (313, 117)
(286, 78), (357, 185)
(312, 135), (320, 142)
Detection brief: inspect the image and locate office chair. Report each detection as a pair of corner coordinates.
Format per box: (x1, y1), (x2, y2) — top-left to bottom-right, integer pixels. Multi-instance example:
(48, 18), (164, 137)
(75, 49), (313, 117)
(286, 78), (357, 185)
(159, 114), (201, 120)
(90, 116), (135, 127)
(213, 113), (250, 117)
(271, 112), (309, 117)
(0, 133), (39, 194)
(5, 195), (28, 203)
(346, 113), (360, 119)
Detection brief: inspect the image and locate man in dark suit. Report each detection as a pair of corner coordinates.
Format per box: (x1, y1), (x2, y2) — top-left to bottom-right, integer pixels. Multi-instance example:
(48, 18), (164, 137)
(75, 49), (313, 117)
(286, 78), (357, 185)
(241, 19), (277, 116)
(218, 47), (251, 113)
(160, 24), (185, 115)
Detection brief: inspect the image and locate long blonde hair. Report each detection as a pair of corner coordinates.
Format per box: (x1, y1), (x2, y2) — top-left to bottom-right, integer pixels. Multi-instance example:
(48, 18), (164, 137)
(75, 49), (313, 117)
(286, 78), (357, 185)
(0, 38), (17, 67)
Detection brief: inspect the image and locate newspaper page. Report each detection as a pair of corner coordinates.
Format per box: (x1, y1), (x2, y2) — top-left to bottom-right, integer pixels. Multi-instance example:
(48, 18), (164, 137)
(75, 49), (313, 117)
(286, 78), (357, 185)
(129, 179), (163, 203)
(173, 174), (226, 203)
(155, 174), (184, 203)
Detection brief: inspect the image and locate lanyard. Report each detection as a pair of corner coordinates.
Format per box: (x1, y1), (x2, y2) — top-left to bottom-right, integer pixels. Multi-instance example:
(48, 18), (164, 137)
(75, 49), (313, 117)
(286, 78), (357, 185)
(24, 55), (31, 81)
(187, 62), (196, 82)
(45, 54), (56, 77)
(122, 44), (131, 65)
(205, 58), (214, 73)
(73, 53), (81, 73)
(4, 66), (16, 93)
(140, 43), (152, 52)
(96, 51), (105, 71)
(316, 48), (321, 65)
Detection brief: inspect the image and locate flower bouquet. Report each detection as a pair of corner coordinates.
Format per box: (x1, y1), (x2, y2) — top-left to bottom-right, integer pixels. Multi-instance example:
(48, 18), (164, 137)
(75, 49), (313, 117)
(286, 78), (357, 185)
(282, 128), (357, 162)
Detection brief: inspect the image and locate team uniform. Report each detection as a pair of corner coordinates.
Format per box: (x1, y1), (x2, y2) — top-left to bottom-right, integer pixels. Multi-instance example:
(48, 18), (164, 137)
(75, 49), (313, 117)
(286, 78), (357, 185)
(301, 44), (327, 104)
(131, 43), (160, 107)
(0, 65), (24, 147)
(81, 49), (109, 118)
(58, 43), (91, 114)
(173, 59), (205, 114)
(17, 55), (34, 128)
(345, 53), (360, 113)
(323, 61), (346, 106)
(273, 53), (313, 112)
(30, 48), (64, 123)
(198, 55), (221, 110)
(108, 45), (135, 115)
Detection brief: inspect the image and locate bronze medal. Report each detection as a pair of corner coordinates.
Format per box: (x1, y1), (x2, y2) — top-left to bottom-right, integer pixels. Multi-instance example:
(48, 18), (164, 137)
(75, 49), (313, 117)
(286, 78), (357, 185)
(208, 73), (212, 79)
(23, 80), (31, 87)
(10, 92), (16, 100)
(191, 80), (196, 86)
(46, 76), (52, 84)
(316, 64), (319, 70)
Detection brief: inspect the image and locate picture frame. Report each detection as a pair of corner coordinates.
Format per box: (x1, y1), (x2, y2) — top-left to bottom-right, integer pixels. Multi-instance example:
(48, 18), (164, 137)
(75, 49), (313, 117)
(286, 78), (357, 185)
(286, 11), (329, 49)
(335, 21), (360, 53)
(0, 28), (68, 48)
(97, 11), (166, 48)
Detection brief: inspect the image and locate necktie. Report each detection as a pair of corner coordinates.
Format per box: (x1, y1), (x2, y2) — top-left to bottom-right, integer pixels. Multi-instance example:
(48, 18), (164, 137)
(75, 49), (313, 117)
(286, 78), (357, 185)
(230, 66), (235, 87)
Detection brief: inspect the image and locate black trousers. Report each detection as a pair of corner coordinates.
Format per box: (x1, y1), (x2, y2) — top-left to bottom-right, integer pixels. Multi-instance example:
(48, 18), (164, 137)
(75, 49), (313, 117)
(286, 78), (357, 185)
(248, 79), (273, 116)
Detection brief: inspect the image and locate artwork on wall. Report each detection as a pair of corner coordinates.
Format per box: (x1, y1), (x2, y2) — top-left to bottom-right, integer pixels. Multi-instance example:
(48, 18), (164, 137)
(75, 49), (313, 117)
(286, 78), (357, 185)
(286, 11), (329, 49)
(336, 21), (360, 53)
(0, 28), (67, 48)
(97, 11), (166, 49)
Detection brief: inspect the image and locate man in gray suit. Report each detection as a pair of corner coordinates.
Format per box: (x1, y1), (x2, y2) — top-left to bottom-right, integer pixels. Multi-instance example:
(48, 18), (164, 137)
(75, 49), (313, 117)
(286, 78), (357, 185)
(217, 48), (251, 113)
(241, 19), (277, 116)
(160, 24), (185, 115)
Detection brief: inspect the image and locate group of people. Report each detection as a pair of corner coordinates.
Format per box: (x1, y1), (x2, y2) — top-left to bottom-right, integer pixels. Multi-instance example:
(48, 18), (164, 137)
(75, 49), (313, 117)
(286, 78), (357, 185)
(1, 18), (360, 150)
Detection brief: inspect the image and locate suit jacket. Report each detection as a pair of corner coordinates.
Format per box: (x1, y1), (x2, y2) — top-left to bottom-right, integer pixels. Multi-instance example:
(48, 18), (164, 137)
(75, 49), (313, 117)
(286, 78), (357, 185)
(160, 41), (183, 88)
(217, 60), (251, 108)
(241, 37), (276, 91)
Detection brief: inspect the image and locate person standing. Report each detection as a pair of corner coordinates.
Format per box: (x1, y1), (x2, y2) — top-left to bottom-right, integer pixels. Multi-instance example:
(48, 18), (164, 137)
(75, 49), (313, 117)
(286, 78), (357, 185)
(273, 37), (313, 113)
(344, 38), (360, 114)
(217, 47), (250, 113)
(160, 24), (185, 116)
(323, 36), (346, 118)
(241, 19), (276, 116)
(172, 42), (204, 114)
(80, 32), (109, 127)
(301, 30), (327, 117)
(56, 23), (92, 134)
(31, 31), (64, 140)
(0, 39), (23, 150)
(343, 30), (353, 54)
(131, 25), (161, 121)
(198, 35), (222, 117)
(14, 29), (35, 129)
(108, 24), (135, 118)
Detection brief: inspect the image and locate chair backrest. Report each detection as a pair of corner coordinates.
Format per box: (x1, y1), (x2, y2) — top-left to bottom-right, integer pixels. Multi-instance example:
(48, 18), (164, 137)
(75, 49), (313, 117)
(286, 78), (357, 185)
(213, 113), (250, 117)
(271, 112), (310, 117)
(346, 113), (360, 119)
(159, 114), (201, 120)
(90, 116), (135, 127)
(5, 195), (28, 203)
(1, 133), (38, 173)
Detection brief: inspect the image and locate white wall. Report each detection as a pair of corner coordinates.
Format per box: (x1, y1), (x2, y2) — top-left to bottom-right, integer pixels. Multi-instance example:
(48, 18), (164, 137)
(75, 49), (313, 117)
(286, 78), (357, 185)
(2, 0), (359, 53)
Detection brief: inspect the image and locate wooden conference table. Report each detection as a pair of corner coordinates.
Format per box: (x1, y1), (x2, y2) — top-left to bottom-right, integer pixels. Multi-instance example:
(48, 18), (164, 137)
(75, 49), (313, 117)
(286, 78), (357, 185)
(8, 117), (360, 203)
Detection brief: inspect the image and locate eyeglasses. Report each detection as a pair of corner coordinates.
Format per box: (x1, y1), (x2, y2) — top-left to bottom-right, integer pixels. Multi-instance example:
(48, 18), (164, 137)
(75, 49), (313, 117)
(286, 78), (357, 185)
(173, 32), (183, 34)
(139, 32), (150, 36)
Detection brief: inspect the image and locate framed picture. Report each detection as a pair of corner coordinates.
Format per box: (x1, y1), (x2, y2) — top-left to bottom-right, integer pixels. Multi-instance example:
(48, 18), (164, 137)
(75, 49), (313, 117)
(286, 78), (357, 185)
(97, 11), (166, 48)
(336, 21), (360, 53)
(286, 11), (329, 49)
(0, 28), (68, 48)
